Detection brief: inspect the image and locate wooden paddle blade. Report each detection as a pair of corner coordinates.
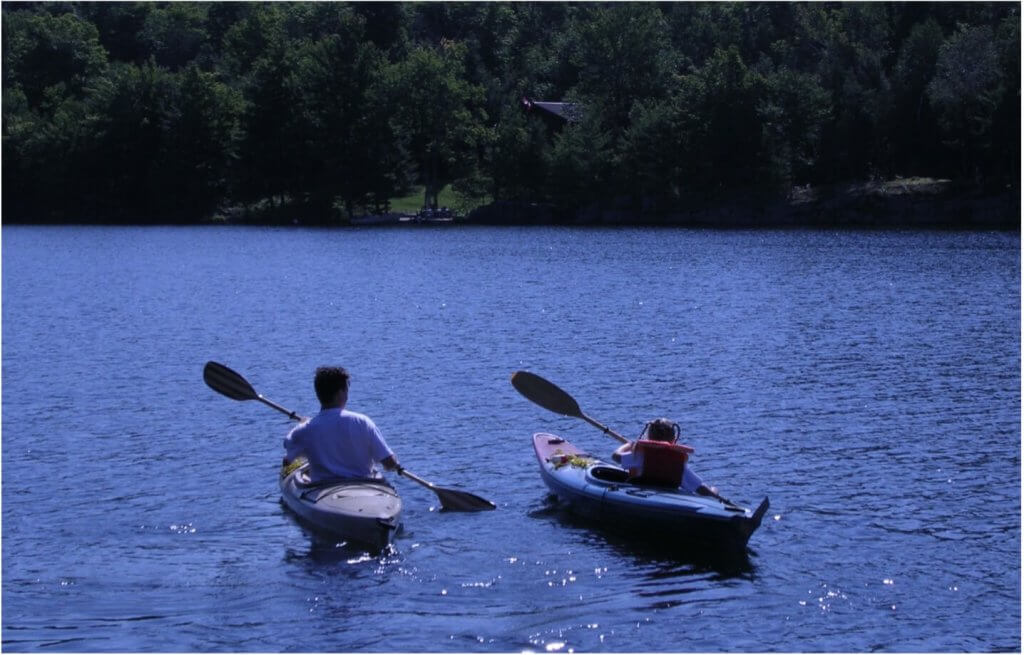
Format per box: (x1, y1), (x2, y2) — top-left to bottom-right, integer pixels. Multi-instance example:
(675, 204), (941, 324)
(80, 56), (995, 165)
(436, 488), (497, 512)
(204, 361), (258, 401)
(510, 370), (583, 418)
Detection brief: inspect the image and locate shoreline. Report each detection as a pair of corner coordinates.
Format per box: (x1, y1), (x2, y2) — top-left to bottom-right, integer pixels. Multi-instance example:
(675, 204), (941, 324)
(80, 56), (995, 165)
(466, 179), (1020, 231)
(3, 179), (1019, 230)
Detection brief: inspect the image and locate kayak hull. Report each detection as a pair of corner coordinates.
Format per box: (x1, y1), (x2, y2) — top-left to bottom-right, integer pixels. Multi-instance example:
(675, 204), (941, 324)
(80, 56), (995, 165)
(279, 461), (402, 550)
(533, 432), (768, 552)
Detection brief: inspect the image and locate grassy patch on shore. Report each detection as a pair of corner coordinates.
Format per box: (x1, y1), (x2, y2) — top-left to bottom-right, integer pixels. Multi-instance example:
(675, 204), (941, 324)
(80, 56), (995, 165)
(389, 185), (490, 215)
(389, 185), (458, 213)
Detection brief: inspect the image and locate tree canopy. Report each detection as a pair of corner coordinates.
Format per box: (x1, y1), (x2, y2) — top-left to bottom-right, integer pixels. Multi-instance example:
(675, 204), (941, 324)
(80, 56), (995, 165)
(2, 2), (1019, 224)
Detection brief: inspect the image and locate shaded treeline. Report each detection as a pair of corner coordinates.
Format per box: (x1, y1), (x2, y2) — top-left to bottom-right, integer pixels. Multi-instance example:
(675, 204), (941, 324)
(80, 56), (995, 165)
(2, 2), (1019, 224)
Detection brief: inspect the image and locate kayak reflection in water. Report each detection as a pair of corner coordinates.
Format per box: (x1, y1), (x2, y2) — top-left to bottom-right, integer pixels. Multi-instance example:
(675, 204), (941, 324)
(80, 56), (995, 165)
(282, 366), (400, 483)
(611, 418), (720, 497)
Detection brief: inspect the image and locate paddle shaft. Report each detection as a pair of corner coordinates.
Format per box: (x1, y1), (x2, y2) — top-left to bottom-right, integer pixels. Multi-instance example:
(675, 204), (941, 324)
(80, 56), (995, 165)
(257, 395), (305, 422)
(579, 413), (629, 444)
(396, 467), (436, 490)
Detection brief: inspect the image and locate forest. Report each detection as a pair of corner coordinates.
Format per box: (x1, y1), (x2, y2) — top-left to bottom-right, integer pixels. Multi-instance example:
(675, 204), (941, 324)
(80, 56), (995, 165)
(2, 2), (1020, 225)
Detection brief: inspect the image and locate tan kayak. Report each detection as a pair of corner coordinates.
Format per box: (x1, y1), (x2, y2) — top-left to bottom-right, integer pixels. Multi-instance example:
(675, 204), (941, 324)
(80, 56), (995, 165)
(279, 459), (402, 551)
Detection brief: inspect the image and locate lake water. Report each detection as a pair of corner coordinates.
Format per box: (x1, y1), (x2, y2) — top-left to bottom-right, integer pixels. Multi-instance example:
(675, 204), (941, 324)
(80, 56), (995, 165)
(2, 224), (1020, 652)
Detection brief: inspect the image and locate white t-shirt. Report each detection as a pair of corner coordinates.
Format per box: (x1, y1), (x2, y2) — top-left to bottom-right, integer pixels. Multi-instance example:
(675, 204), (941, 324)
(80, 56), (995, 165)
(284, 408), (394, 482)
(617, 449), (705, 493)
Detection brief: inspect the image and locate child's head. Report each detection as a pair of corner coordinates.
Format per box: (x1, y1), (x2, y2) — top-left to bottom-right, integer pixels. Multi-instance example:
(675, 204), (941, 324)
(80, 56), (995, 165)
(644, 418), (680, 442)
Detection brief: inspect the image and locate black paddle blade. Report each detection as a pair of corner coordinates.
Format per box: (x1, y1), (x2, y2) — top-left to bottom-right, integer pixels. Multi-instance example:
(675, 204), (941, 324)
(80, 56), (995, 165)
(436, 488), (497, 512)
(510, 370), (582, 418)
(398, 468), (496, 511)
(204, 361), (258, 401)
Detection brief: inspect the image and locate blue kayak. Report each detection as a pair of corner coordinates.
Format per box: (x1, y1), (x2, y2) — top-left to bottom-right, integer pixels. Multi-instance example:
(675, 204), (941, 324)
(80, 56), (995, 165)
(533, 432), (769, 552)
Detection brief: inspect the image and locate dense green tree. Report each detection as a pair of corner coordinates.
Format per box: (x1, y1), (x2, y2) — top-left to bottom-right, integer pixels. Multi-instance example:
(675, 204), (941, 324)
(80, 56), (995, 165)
(0, 1), (1018, 224)
(139, 3), (211, 70)
(390, 41), (486, 210)
(757, 67), (832, 189)
(352, 2), (411, 55)
(663, 3), (788, 71)
(2, 88), (93, 219)
(288, 7), (402, 218)
(153, 65), (242, 219)
(487, 103), (552, 202)
(796, 3), (896, 180)
(990, 12), (1021, 186)
(568, 3), (676, 132)
(502, 3), (577, 98)
(891, 17), (945, 175)
(2, 9), (107, 107)
(684, 46), (764, 194)
(2, 9), (107, 219)
(77, 2), (152, 64)
(223, 4), (300, 209)
(620, 98), (684, 206)
(83, 60), (175, 219)
(359, 74), (414, 214)
(544, 109), (614, 208)
(927, 23), (1006, 182)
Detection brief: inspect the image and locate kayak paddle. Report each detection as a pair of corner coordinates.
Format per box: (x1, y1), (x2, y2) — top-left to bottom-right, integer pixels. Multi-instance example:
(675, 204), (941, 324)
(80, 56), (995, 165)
(509, 370), (630, 443)
(510, 370), (745, 510)
(204, 361), (496, 512)
(203, 359), (304, 419)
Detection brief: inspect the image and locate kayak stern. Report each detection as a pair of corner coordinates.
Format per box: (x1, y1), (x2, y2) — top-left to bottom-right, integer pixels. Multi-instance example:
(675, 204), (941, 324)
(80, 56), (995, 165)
(280, 461), (402, 551)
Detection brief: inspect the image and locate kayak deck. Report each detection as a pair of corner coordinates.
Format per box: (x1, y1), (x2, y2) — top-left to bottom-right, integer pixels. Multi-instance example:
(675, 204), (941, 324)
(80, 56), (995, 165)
(280, 460), (402, 550)
(533, 432), (769, 552)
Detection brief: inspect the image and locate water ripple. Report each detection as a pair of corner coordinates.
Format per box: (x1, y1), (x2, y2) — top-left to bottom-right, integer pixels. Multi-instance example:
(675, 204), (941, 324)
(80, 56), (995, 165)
(2, 226), (1018, 652)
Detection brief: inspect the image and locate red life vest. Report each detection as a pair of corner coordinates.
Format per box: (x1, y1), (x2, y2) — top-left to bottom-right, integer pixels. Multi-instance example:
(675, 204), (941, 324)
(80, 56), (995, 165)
(628, 440), (695, 487)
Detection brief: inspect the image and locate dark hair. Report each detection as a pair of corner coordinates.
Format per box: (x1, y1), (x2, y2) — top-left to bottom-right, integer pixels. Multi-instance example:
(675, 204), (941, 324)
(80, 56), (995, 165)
(643, 418), (680, 442)
(314, 366), (350, 405)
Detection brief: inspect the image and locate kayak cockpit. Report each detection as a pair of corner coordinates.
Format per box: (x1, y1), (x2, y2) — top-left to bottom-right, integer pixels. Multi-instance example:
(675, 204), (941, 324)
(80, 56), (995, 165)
(587, 464), (630, 484)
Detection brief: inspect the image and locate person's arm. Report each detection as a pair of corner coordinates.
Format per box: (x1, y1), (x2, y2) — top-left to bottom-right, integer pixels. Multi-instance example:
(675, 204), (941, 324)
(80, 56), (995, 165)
(364, 417), (399, 472)
(682, 464), (714, 495)
(611, 441), (633, 463)
(687, 470), (729, 504)
(282, 423), (306, 466)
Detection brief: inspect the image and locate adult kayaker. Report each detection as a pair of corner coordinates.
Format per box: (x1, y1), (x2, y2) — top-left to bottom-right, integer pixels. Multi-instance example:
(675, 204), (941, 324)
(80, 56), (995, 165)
(611, 418), (719, 497)
(282, 366), (400, 482)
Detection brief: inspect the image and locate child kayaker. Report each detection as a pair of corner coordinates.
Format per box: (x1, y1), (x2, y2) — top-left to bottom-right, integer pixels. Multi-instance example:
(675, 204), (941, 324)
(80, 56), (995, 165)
(282, 366), (400, 482)
(611, 418), (720, 498)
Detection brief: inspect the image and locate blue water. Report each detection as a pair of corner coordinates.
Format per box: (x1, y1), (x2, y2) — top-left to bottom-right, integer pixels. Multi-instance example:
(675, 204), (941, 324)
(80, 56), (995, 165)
(2, 225), (1019, 652)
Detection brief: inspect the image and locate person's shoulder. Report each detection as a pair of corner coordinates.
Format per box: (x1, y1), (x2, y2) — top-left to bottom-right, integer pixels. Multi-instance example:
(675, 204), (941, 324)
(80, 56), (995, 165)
(287, 417), (312, 437)
(340, 409), (376, 426)
(344, 410), (383, 436)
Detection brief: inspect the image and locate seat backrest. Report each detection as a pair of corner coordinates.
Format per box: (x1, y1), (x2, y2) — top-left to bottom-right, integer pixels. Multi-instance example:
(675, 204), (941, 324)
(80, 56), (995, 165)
(631, 440), (694, 487)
